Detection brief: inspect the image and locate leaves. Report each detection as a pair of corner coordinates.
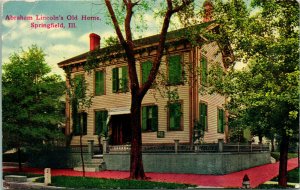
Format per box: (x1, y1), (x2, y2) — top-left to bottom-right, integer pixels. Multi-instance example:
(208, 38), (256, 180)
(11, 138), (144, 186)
(3, 45), (65, 149)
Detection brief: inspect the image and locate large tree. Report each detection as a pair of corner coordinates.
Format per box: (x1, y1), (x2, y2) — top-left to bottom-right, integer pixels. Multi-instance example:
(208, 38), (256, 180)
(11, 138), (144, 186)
(3, 45), (65, 171)
(102, 0), (194, 179)
(207, 0), (299, 187)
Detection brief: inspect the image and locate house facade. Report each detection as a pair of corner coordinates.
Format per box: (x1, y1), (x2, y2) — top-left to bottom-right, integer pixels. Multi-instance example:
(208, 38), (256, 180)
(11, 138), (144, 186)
(58, 5), (234, 147)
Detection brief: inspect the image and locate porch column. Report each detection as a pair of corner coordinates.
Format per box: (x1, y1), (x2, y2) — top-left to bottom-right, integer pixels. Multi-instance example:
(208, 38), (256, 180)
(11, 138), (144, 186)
(103, 139), (108, 154)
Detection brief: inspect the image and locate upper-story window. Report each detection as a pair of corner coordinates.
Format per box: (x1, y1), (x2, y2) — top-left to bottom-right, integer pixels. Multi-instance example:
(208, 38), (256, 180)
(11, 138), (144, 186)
(201, 56), (208, 86)
(141, 60), (152, 85)
(168, 54), (183, 85)
(74, 74), (85, 99)
(95, 70), (105, 96)
(112, 66), (128, 93)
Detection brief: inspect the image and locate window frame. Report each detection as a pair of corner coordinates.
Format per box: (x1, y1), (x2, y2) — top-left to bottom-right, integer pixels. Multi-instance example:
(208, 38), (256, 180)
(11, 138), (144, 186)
(94, 109), (108, 135)
(74, 111), (87, 136)
(94, 69), (106, 96)
(141, 104), (158, 133)
(167, 100), (184, 131)
(112, 66), (129, 93)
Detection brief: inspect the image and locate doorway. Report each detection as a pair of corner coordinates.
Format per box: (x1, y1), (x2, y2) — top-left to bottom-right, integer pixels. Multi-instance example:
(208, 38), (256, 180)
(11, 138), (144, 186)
(110, 114), (131, 145)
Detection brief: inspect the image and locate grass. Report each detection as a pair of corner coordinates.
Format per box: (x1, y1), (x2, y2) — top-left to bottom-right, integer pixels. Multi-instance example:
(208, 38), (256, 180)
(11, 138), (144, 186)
(35, 176), (196, 189)
(257, 168), (299, 189)
(257, 184), (295, 189)
(271, 152), (298, 162)
(270, 168), (299, 183)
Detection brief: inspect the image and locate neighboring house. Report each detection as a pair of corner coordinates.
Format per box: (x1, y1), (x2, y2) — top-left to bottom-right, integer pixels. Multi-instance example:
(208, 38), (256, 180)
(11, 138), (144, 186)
(58, 1), (234, 147)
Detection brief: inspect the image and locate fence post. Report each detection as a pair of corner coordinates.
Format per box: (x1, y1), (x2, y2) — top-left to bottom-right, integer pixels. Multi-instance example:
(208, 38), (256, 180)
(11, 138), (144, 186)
(174, 139), (179, 153)
(218, 139), (223, 152)
(251, 143), (252, 152)
(88, 140), (94, 159)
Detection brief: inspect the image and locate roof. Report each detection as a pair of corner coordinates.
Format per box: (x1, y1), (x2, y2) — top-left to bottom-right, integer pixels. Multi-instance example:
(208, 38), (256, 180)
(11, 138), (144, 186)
(57, 21), (216, 67)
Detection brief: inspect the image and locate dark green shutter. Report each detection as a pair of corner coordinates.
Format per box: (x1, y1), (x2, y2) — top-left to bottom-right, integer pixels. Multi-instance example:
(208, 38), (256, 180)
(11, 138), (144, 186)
(218, 109), (224, 133)
(151, 106), (158, 131)
(169, 55), (182, 85)
(122, 66), (128, 92)
(142, 61), (152, 84)
(102, 111), (108, 135)
(141, 106), (147, 131)
(201, 57), (207, 85)
(112, 68), (118, 93)
(199, 103), (208, 131)
(95, 71), (104, 95)
(169, 103), (181, 130)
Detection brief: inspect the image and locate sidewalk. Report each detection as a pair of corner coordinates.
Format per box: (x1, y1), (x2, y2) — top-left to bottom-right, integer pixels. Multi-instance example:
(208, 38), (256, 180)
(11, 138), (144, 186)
(3, 158), (299, 188)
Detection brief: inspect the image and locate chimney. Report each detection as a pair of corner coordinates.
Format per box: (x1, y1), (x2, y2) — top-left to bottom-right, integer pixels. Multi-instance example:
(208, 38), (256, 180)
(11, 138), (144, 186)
(203, 0), (213, 22)
(89, 33), (101, 51)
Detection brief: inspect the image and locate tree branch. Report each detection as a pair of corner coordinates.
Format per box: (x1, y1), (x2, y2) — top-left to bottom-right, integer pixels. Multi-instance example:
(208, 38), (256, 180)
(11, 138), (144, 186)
(104, 0), (126, 45)
(139, 0), (193, 97)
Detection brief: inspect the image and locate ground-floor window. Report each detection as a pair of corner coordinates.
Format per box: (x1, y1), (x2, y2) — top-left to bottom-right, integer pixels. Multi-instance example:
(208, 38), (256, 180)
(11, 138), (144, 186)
(168, 102), (183, 131)
(199, 102), (208, 131)
(218, 108), (225, 133)
(95, 110), (108, 136)
(141, 105), (158, 132)
(74, 112), (87, 135)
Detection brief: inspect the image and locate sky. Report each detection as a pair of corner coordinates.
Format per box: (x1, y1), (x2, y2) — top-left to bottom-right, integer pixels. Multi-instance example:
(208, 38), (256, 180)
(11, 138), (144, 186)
(2, 0), (244, 78)
(2, 0), (118, 76)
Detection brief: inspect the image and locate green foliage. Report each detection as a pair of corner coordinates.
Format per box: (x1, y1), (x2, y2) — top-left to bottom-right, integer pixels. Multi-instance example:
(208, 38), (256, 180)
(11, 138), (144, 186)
(2, 45), (65, 151)
(38, 176), (195, 189)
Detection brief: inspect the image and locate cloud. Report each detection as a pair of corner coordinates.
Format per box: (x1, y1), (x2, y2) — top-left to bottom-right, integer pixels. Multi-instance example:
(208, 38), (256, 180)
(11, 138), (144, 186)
(48, 30), (73, 39)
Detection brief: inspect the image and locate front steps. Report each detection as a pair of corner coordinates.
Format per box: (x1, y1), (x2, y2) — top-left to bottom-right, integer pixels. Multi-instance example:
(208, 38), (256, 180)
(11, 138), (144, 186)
(73, 155), (106, 172)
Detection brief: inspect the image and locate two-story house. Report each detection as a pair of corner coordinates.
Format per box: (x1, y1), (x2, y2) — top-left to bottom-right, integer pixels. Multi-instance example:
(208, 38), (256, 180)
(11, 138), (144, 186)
(58, 2), (234, 148)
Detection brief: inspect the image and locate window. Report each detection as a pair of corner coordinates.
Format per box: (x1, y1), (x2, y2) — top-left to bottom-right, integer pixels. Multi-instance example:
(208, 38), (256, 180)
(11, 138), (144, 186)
(218, 108), (225, 133)
(168, 55), (183, 85)
(95, 70), (105, 96)
(168, 102), (182, 131)
(112, 66), (128, 93)
(74, 74), (85, 99)
(74, 112), (87, 136)
(201, 56), (208, 86)
(141, 105), (158, 132)
(95, 110), (108, 135)
(199, 102), (208, 131)
(141, 60), (152, 84)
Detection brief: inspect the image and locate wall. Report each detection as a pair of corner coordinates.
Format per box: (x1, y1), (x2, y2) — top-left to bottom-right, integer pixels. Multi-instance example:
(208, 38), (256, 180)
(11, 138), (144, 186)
(103, 152), (270, 175)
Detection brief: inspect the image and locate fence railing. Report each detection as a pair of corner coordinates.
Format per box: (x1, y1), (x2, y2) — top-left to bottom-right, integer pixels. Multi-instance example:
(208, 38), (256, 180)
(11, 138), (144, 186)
(106, 142), (270, 154)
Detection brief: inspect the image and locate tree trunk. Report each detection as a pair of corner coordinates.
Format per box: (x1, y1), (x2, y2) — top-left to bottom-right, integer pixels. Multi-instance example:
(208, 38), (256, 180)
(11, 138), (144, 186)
(129, 96), (146, 179)
(271, 138), (275, 152)
(17, 147), (22, 172)
(278, 133), (289, 187)
(80, 134), (85, 177)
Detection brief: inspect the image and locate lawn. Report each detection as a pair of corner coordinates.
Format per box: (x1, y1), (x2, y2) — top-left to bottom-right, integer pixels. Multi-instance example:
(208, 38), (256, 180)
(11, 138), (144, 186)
(257, 168), (299, 189)
(35, 176), (196, 189)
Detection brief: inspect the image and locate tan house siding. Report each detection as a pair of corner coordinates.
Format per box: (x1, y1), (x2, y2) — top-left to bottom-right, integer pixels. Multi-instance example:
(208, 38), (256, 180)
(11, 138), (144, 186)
(198, 42), (227, 143)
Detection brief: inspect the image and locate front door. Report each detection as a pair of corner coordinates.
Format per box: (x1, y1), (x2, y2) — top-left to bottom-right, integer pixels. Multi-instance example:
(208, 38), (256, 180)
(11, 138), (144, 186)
(110, 114), (131, 145)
